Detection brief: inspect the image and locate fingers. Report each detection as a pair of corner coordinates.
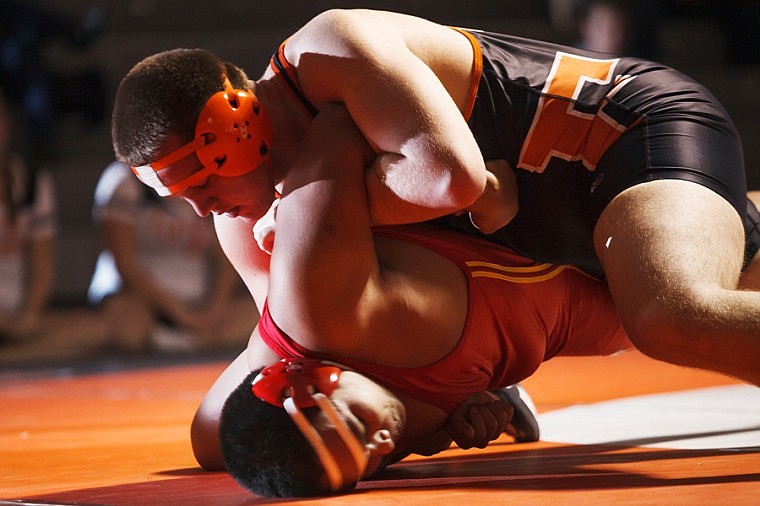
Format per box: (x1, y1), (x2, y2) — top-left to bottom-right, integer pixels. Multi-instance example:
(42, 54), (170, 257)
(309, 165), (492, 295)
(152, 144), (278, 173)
(467, 402), (512, 448)
(447, 411), (476, 441)
(447, 399), (514, 449)
(408, 431), (454, 456)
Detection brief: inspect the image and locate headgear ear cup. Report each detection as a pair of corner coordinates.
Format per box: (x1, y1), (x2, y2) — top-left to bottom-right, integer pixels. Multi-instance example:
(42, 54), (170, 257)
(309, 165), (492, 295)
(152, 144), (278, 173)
(131, 75), (272, 196)
(194, 75), (271, 176)
(252, 358), (369, 491)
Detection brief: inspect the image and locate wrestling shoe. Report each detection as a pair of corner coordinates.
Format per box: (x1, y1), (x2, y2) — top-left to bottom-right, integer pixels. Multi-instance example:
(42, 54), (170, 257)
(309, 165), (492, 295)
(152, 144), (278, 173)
(491, 384), (540, 442)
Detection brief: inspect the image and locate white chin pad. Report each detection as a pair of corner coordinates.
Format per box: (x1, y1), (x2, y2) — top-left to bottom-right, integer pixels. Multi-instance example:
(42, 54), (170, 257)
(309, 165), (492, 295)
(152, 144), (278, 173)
(253, 198), (279, 254)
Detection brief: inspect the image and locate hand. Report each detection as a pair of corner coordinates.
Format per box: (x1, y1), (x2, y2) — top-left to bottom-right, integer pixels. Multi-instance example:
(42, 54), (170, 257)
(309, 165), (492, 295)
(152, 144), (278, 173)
(253, 198), (279, 254)
(445, 391), (513, 449)
(406, 430), (454, 457)
(466, 159), (519, 234)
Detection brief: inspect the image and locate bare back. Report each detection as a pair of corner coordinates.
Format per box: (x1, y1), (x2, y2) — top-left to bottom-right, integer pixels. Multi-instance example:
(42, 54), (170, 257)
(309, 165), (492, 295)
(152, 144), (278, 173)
(358, 234), (468, 367)
(283, 9), (476, 113)
(257, 9), (487, 226)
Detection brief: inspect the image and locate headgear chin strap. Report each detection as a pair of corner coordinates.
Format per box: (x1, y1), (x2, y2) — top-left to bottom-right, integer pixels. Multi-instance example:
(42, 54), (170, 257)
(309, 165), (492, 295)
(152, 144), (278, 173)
(131, 74), (271, 196)
(252, 358), (369, 492)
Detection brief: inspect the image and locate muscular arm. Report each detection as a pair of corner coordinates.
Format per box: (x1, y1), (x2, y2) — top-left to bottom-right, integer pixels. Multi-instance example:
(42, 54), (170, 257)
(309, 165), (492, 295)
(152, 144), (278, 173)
(267, 102), (380, 350)
(191, 124), (365, 470)
(192, 110), (373, 470)
(213, 214), (270, 311)
(287, 9), (488, 225)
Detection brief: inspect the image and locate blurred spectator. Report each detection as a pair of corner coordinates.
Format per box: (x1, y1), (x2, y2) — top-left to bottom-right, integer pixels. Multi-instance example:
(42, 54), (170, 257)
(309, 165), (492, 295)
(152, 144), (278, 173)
(0, 0), (106, 166)
(575, 0), (635, 55)
(88, 161), (257, 354)
(548, 0), (658, 57)
(0, 88), (56, 343)
(548, 0), (760, 62)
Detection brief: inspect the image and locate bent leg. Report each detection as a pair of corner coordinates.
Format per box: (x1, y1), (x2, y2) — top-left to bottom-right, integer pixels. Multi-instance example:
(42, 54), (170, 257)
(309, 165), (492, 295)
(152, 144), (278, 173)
(594, 180), (760, 385)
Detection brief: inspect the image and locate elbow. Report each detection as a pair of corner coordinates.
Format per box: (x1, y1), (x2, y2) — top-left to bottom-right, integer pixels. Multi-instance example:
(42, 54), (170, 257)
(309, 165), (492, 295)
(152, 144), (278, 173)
(446, 157), (487, 210)
(459, 169), (487, 209)
(437, 136), (487, 210)
(190, 404), (226, 471)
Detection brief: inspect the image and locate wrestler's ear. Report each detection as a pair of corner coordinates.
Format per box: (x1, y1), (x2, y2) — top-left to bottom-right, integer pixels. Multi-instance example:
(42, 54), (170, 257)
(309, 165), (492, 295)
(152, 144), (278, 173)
(366, 429), (395, 455)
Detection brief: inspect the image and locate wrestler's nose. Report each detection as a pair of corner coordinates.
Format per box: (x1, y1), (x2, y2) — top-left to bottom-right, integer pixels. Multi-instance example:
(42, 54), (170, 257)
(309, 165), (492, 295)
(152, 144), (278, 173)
(182, 193), (216, 218)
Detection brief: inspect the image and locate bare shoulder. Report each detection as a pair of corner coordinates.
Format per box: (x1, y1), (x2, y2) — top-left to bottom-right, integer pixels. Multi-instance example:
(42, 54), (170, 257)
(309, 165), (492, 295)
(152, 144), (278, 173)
(285, 9), (474, 105)
(287, 9), (466, 66)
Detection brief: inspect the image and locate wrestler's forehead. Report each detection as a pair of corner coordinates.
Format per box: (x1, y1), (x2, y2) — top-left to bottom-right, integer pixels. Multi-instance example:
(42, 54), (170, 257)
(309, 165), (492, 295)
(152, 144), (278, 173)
(153, 134), (202, 186)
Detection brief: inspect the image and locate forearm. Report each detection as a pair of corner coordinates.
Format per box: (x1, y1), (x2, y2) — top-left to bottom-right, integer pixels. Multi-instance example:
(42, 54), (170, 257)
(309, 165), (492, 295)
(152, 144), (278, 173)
(213, 213), (271, 312)
(365, 149), (486, 225)
(268, 104), (376, 341)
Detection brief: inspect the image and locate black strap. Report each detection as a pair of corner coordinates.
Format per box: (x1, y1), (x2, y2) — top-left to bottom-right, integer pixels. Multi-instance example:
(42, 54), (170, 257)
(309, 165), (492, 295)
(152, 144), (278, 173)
(271, 51), (319, 117)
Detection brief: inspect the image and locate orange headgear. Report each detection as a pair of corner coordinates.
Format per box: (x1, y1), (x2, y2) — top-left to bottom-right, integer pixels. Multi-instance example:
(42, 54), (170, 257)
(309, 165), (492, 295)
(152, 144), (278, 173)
(131, 75), (271, 196)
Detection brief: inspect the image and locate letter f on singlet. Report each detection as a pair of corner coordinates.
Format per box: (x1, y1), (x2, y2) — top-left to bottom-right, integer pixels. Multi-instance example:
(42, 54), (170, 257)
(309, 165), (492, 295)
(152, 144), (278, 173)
(518, 52), (634, 173)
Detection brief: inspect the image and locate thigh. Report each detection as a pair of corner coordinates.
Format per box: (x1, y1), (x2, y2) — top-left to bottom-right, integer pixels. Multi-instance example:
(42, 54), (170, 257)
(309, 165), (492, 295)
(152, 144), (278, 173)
(593, 179), (745, 326)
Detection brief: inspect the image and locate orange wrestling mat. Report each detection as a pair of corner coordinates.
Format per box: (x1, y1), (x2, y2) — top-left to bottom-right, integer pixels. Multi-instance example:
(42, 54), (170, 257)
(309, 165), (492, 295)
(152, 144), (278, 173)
(2, 350), (758, 505)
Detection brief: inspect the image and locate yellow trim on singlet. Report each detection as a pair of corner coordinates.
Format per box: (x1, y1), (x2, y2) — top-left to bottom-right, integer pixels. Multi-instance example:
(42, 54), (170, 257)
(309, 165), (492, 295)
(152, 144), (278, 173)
(466, 260), (598, 283)
(448, 26), (482, 122)
(465, 260), (555, 272)
(470, 267), (568, 284)
(466, 261), (567, 283)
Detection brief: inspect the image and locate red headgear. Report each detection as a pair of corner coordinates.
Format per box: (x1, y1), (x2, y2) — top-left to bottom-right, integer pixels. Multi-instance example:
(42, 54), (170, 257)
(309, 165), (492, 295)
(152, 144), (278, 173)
(252, 358), (368, 491)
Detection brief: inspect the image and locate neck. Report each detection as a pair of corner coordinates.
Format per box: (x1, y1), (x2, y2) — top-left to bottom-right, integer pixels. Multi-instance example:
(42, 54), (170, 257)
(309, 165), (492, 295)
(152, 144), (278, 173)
(254, 76), (312, 184)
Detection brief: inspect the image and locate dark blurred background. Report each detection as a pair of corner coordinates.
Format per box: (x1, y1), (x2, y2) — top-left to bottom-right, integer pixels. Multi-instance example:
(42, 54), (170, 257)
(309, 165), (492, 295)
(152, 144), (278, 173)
(3, 0), (759, 306)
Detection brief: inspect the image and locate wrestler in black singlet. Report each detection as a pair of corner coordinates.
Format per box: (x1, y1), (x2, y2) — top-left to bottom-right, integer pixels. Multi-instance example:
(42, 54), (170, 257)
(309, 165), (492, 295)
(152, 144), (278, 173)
(270, 30), (760, 278)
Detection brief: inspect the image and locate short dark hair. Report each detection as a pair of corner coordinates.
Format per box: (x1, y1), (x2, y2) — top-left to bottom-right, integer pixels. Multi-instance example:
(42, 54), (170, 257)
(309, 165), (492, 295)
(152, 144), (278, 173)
(111, 48), (250, 167)
(219, 369), (337, 498)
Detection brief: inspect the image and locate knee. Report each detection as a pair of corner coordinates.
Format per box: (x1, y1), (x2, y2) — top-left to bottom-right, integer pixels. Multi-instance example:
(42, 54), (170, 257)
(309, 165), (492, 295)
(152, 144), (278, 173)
(620, 310), (678, 362)
(617, 287), (718, 364)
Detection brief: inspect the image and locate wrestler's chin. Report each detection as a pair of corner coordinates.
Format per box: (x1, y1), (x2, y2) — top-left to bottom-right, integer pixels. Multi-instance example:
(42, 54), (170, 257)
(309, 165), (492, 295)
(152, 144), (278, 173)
(213, 207), (251, 223)
(237, 209), (264, 224)
(236, 214), (257, 224)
